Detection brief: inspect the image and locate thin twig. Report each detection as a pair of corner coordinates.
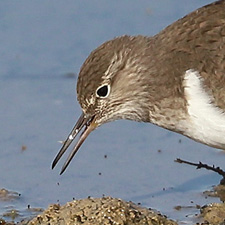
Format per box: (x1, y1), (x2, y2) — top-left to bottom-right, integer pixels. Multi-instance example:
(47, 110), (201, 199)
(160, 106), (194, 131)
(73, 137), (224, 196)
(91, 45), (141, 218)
(175, 158), (225, 184)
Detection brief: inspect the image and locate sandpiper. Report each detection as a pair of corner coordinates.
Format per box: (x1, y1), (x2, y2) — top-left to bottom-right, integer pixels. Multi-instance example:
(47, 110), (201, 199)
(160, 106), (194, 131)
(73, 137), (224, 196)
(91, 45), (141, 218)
(52, 0), (225, 174)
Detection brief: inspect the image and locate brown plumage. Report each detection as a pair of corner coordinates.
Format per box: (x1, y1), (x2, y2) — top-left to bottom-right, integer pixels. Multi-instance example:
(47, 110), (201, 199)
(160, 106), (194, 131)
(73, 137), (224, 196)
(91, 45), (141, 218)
(52, 0), (225, 174)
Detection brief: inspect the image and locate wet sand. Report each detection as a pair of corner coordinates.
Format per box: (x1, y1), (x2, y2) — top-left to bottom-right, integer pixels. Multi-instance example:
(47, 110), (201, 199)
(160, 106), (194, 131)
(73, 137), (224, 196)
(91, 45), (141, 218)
(1, 191), (225, 225)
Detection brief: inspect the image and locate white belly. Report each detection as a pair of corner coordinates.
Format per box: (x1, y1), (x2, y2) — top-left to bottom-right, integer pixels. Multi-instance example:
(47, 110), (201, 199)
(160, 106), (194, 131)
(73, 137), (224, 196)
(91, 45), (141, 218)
(181, 69), (225, 150)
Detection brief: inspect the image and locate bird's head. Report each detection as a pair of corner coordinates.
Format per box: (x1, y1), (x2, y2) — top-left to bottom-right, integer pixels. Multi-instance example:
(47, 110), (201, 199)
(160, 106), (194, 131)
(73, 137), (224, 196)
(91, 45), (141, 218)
(52, 35), (151, 174)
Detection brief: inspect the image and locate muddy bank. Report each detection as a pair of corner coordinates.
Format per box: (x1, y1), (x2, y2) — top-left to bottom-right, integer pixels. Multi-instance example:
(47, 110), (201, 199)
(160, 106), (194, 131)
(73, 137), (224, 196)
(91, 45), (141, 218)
(23, 198), (225, 225)
(26, 196), (177, 225)
(1, 190), (225, 224)
(199, 203), (225, 225)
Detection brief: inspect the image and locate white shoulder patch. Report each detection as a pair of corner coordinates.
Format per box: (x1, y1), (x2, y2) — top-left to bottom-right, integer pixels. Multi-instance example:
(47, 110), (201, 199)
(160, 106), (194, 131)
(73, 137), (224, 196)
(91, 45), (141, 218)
(183, 69), (225, 149)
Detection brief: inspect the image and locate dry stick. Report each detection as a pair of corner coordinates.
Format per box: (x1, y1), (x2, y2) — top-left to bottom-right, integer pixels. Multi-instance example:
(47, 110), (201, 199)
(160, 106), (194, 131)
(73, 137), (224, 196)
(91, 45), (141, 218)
(175, 158), (225, 184)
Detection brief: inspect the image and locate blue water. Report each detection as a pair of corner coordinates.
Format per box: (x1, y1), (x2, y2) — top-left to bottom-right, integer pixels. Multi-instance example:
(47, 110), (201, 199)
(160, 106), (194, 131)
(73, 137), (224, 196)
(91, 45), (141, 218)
(0, 1), (222, 224)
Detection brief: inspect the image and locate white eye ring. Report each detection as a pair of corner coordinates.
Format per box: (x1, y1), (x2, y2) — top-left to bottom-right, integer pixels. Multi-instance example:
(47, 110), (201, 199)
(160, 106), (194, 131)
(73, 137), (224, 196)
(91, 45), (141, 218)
(96, 84), (111, 98)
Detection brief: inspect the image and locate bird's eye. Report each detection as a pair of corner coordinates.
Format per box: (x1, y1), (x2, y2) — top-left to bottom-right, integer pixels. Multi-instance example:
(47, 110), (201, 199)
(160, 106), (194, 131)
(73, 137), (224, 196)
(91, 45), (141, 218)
(96, 84), (110, 98)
